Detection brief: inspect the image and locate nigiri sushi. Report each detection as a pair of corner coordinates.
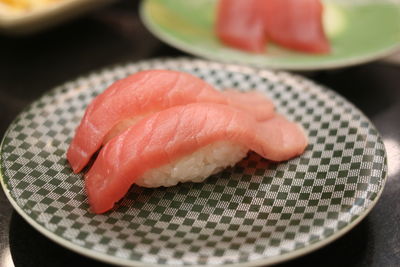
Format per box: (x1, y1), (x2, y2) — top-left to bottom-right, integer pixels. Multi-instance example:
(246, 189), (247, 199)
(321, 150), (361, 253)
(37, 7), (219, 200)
(260, 0), (330, 54)
(67, 70), (275, 173)
(85, 103), (307, 214)
(215, 0), (330, 54)
(216, 0), (267, 53)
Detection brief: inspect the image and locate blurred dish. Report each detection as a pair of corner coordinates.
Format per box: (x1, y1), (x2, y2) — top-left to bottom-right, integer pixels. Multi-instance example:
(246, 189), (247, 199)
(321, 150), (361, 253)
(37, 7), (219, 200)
(216, 0), (330, 54)
(1, 0), (61, 11)
(140, 0), (400, 70)
(0, 0), (115, 34)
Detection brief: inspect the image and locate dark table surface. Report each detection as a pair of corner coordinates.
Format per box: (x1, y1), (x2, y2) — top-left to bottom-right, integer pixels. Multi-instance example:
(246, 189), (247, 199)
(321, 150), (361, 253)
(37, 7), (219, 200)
(1, 1), (400, 266)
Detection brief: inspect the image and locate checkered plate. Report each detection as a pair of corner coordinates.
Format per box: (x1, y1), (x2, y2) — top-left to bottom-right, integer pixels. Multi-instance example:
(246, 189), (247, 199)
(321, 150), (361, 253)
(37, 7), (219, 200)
(0, 58), (387, 266)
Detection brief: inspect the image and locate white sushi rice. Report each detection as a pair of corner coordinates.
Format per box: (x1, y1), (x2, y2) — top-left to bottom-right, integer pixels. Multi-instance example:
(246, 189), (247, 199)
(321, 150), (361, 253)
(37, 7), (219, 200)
(135, 141), (249, 188)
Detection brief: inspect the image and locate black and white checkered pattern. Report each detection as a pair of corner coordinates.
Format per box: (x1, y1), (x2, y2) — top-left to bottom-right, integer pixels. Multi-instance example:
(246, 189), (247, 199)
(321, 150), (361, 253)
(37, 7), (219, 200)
(0, 58), (387, 266)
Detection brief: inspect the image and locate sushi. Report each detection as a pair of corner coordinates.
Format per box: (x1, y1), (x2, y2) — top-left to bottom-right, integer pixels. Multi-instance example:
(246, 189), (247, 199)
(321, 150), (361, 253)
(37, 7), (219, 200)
(215, 0), (330, 54)
(85, 103), (308, 213)
(216, 0), (267, 53)
(67, 70), (275, 173)
(261, 0), (330, 54)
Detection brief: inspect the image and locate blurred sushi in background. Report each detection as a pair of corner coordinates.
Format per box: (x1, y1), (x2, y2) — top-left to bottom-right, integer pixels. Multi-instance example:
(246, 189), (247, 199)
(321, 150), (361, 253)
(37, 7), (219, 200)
(216, 0), (330, 54)
(140, 0), (400, 70)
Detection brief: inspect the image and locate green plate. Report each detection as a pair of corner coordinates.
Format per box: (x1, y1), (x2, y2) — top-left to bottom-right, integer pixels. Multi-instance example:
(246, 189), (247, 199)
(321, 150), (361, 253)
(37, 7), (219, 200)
(140, 0), (400, 70)
(0, 58), (387, 266)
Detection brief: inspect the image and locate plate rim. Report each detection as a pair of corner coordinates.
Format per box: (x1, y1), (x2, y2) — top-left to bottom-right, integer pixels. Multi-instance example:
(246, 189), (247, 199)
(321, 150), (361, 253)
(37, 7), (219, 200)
(0, 57), (388, 266)
(139, 0), (400, 71)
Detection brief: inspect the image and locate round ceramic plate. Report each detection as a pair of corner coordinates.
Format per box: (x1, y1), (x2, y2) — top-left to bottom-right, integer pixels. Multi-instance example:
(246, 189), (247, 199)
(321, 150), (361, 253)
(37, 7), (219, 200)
(0, 58), (387, 266)
(140, 0), (400, 71)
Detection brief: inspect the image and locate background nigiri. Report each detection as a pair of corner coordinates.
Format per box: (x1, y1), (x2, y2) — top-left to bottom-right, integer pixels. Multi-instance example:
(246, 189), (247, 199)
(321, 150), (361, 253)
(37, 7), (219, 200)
(260, 0), (330, 54)
(216, 0), (330, 54)
(216, 0), (267, 53)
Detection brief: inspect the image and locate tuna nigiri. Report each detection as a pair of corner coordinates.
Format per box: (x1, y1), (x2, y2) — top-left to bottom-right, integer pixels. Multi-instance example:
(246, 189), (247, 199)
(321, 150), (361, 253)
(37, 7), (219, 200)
(216, 0), (330, 54)
(85, 103), (307, 213)
(216, 0), (267, 53)
(67, 70), (275, 173)
(260, 0), (330, 54)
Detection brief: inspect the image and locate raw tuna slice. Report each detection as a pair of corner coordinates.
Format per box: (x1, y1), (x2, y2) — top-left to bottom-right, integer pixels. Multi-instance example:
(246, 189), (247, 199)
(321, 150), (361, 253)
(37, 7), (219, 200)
(260, 0), (330, 53)
(216, 0), (267, 53)
(67, 70), (275, 173)
(85, 103), (307, 213)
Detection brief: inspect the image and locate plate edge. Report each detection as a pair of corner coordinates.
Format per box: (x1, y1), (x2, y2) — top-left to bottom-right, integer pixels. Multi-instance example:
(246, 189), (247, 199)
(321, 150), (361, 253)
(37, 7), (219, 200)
(0, 57), (389, 267)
